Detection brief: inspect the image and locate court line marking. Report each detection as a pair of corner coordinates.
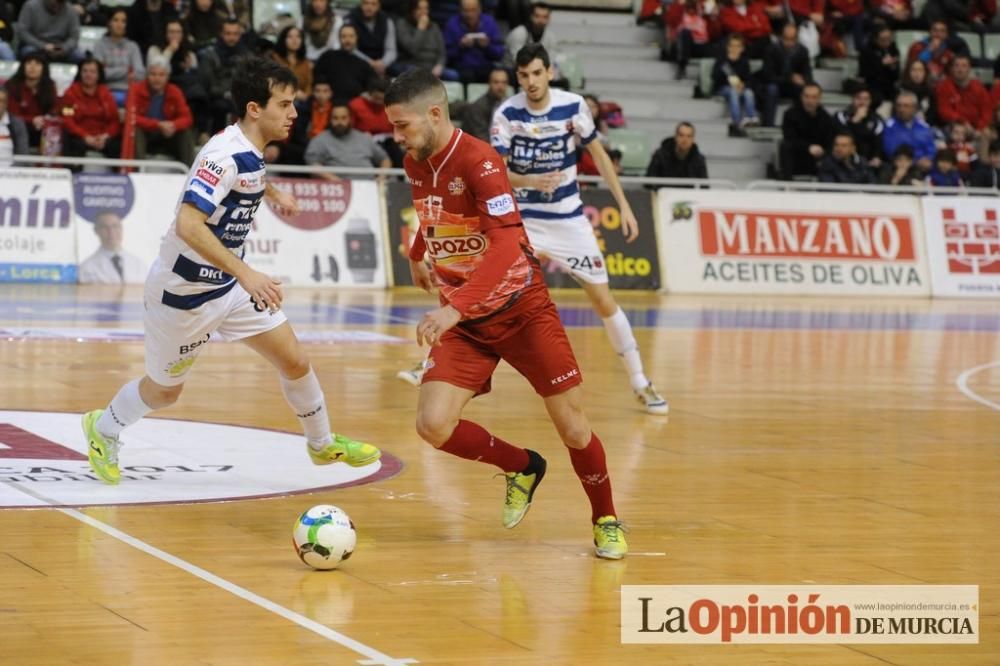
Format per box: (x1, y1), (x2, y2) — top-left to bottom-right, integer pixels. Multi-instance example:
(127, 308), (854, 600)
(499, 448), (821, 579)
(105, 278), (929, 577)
(4, 481), (417, 666)
(956, 361), (1000, 412)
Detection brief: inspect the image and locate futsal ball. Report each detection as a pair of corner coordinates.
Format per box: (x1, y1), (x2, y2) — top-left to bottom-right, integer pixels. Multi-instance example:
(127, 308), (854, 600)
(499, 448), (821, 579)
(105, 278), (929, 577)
(293, 505), (356, 570)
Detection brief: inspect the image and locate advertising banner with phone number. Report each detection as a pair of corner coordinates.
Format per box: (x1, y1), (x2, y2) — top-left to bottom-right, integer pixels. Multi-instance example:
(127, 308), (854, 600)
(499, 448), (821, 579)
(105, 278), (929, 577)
(385, 182), (660, 289)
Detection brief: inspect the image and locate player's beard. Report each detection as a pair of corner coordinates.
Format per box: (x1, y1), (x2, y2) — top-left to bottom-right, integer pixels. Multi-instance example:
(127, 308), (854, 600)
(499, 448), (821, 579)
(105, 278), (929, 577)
(413, 124), (436, 161)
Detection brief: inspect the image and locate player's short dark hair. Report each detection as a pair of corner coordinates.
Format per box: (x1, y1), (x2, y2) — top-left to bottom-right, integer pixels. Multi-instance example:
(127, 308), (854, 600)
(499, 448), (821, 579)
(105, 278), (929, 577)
(385, 67), (446, 108)
(231, 55), (298, 119)
(515, 43), (550, 69)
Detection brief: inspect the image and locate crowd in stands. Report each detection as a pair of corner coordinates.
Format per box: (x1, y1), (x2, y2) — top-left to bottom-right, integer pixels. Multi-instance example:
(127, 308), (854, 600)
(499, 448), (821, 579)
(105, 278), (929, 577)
(642, 0), (1000, 186)
(0, 0), (571, 173)
(0, 0), (997, 189)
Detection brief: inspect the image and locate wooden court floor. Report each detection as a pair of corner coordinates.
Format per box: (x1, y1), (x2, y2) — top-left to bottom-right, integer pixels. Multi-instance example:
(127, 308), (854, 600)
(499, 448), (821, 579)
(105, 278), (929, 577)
(0, 285), (998, 665)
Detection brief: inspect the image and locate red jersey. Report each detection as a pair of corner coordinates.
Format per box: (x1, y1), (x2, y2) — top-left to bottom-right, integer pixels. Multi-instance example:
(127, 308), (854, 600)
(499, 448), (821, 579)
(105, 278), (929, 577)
(405, 128), (543, 320)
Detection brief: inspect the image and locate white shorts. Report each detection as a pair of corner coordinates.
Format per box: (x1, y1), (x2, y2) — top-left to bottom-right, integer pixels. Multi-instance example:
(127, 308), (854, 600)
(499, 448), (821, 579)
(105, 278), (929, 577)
(522, 214), (609, 285)
(143, 262), (287, 386)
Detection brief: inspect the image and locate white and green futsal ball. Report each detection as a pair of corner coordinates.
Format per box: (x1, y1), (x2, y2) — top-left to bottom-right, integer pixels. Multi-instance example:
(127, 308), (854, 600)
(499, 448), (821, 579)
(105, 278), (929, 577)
(293, 505), (356, 570)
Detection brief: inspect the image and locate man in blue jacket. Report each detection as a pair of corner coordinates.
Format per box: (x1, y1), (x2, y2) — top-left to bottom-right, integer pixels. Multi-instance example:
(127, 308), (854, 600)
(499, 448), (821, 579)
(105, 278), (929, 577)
(444, 0), (504, 83)
(882, 91), (936, 174)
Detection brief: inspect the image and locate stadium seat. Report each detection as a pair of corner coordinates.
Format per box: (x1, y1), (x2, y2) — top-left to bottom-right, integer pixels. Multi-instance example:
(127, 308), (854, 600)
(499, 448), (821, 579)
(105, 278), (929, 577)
(78, 26), (106, 55)
(465, 82), (489, 102)
(555, 52), (584, 90)
(607, 127), (651, 175)
(957, 32), (983, 59)
(443, 80), (465, 103)
(0, 60), (19, 86)
(253, 0), (302, 36)
(894, 30), (924, 59)
(50, 63), (78, 96)
(985, 34), (1000, 61)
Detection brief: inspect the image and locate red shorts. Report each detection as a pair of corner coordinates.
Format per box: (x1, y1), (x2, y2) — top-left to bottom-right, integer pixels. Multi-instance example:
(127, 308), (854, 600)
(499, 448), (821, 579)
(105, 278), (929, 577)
(422, 288), (583, 398)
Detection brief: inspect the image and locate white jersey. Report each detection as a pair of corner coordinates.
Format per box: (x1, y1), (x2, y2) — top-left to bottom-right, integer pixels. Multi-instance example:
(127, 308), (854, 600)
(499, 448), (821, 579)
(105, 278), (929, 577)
(490, 88), (598, 222)
(157, 124), (266, 310)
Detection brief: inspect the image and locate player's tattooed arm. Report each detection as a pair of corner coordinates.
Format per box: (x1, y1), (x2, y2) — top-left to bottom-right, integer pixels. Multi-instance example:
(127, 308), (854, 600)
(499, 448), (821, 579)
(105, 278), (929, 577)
(585, 140), (639, 243)
(176, 203), (284, 312)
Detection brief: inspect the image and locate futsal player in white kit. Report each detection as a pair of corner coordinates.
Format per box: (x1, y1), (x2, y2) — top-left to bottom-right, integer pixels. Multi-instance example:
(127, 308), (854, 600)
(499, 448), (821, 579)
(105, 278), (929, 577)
(82, 56), (381, 484)
(398, 44), (667, 415)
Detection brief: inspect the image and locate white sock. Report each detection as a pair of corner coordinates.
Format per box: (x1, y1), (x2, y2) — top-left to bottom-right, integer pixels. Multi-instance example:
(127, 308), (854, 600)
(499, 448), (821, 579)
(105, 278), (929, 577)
(280, 367), (332, 449)
(602, 308), (649, 392)
(97, 379), (153, 439)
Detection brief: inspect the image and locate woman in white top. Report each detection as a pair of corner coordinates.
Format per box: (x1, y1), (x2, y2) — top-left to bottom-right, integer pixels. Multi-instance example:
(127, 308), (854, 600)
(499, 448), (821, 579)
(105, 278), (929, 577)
(92, 8), (146, 106)
(302, 0), (342, 61)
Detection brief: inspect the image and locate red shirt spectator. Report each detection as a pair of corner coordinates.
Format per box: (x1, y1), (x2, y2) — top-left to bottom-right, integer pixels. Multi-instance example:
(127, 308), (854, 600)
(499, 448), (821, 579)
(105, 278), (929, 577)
(61, 76), (120, 140)
(970, 0), (996, 24)
(768, 0), (824, 22)
(828, 0), (863, 17)
(349, 93), (392, 135)
(870, 0), (914, 24)
(665, 0), (721, 43)
(132, 78), (193, 134)
(935, 57), (994, 130)
(906, 21), (957, 83)
(720, 0), (772, 40)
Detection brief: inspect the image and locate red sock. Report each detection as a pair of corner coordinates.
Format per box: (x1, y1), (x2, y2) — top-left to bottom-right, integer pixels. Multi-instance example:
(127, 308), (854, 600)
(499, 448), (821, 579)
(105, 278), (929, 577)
(439, 420), (530, 473)
(568, 432), (617, 524)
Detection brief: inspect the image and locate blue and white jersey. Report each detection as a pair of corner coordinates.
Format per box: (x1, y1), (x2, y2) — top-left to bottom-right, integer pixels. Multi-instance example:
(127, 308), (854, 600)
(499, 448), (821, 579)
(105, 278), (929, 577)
(491, 89), (598, 222)
(157, 124), (266, 310)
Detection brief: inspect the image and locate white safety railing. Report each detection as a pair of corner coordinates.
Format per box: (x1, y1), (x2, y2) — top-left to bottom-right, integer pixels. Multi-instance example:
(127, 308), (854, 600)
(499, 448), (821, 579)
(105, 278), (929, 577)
(11, 154), (190, 174)
(746, 180), (999, 196)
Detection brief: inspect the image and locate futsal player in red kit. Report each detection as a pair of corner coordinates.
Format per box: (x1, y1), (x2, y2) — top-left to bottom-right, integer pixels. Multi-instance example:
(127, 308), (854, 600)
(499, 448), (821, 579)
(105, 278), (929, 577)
(385, 68), (626, 559)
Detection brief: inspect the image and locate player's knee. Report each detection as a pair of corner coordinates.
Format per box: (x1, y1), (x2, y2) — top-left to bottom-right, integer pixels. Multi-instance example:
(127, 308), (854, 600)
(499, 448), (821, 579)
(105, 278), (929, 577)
(415, 410), (456, 448)
(281, 354), (311, 380)
(559, 422), (592, 449)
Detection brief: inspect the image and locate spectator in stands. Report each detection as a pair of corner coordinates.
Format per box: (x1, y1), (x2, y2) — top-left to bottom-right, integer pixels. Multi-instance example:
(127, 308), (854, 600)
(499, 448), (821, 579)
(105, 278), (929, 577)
(60, 57), (121, 160)
(303, 0), (342, 61)
(664, 0), (721, 80)
(870, 0), (918, 30)
(0, 1), (16, 61)
(878, 144), (923, 185)
(968, 139), (1000, 189)
(270, 26), (313, 103)
(645, 121), (710, 180)
(304, 103), (392, 179)
(713, 34), (759, 135)
(444, 0), (505, 84)
(882, 90), (936, 172)
(859, 25), (900, 108)
(186, 0), (221, 51)
(0, 88), (29, 165)
(719, 0), (772, 59)
(315, 24), (376, 104)
(94, 9), (145, 107)
(946, 123), (979, 177)
(980, 105), (1000, 158)
(818, 132), (875, 183)
(272, 77), (334, 165)
(149, 19), (205, 123)
(905, 20), (966, 85)
(126, 0), (178, 57)
(394, 0), (454, 78)
(462, 67), (508, 141)
(923, 0), (997, 33)
(761, 22), (812, 127)
(79, 211), (147, 284)
(834, 87), (884, 167)
(927, 148), (962, 186)
(780, 82), (835, 179)
(16, 0), (80, 62)
(198, 19), (250, 136)
(347, 0), (396, 78)
(217, 0), (251, 34)
(826, 0), (864, 56)
(899, 58), (933, 119)
(132, 57), (195, 165)
(935, 55), (993, 136)
(348, 76), (402, 165)
(583, 93), (610, 136)
(4, 53), (58, 149)
(576, 92), (616, 178)
(505, 2), (560, 68)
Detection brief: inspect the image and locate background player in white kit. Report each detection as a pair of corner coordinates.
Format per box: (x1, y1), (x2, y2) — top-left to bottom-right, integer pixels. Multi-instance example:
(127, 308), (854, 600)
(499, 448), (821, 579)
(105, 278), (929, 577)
(82, 56), (380, 484)
(398, 44), (667, 415)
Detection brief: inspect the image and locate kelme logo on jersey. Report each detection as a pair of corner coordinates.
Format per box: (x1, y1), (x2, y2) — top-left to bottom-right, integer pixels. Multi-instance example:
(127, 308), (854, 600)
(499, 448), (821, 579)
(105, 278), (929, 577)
(487, 193), (515, 217)
(425, 233), (488, 262)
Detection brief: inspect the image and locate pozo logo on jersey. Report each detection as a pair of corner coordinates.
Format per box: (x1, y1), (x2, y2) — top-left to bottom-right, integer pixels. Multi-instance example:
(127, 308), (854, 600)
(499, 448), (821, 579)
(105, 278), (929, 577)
(486, 194), (515, 217)
(426, 234), (487, 260)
